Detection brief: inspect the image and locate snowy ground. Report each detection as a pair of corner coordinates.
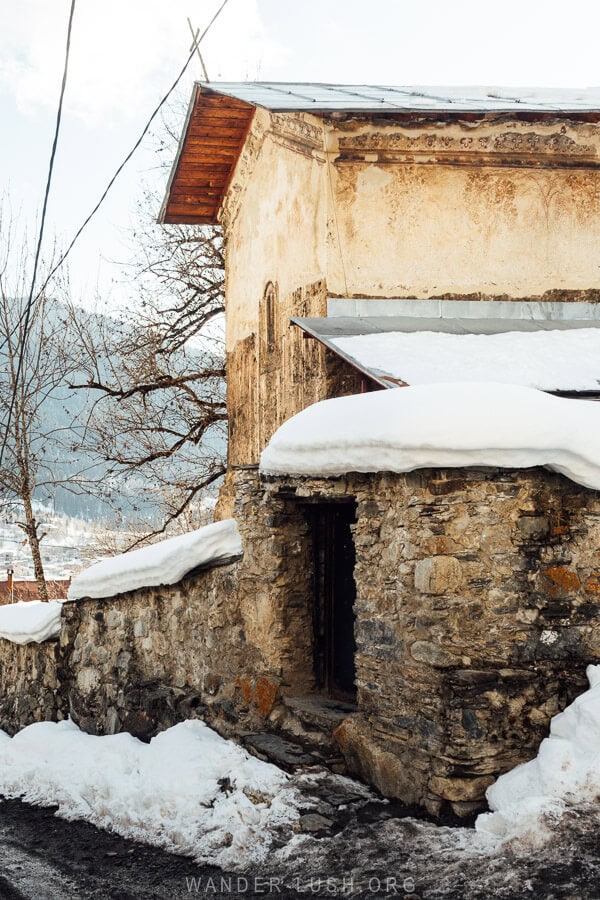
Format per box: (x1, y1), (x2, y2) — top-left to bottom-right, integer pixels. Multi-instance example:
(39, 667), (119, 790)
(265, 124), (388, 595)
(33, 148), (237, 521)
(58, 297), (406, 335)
(2, 669), (600, 896)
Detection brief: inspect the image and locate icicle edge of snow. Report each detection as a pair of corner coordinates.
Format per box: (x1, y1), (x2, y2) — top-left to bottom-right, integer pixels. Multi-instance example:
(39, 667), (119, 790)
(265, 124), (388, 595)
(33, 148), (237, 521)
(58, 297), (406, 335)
(68, 519), (243, 601)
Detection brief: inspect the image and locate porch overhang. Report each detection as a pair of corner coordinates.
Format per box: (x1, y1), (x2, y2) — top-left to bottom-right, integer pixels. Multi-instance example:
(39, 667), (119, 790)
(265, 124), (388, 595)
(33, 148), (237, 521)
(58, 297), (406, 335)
(292, 298), (600, 396)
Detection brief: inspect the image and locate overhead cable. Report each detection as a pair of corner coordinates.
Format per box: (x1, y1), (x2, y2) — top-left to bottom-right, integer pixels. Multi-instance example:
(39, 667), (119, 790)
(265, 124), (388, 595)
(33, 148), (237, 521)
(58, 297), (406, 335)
(0, 0), (77, 466)
(33, 0), (230, 306)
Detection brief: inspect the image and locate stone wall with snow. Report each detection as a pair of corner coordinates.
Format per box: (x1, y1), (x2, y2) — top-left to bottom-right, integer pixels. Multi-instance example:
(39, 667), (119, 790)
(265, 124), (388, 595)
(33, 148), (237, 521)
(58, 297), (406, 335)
(0, 640), (61, 735)
(253, 464), (600, 816)
(0, 493), (314, 740)
(1, 465), (600, 817)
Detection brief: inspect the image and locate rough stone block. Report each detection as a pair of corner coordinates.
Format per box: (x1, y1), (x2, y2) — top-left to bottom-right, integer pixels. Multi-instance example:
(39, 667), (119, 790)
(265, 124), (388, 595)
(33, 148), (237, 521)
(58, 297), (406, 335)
(410, 641), (458, 668)
(414, 556), (462, 594)
(428, 774), (494, 803)
(539, 566), (581, 597)
(235, 674), (280, 717)
(334, 716), (421, 805)
(517, 515), (550, 540)
(133, 620), (148, 638)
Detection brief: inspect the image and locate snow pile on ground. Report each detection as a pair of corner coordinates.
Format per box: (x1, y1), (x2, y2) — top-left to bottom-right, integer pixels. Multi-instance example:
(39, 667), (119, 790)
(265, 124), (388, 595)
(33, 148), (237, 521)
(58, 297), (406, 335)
(0, 719), (300, 868)
(476, 665), (600, 849)
(332, 328), (600, 392)
(0, 600), (62, 644)
(68, 519), (243, 601)
(260, 382), (600, 490)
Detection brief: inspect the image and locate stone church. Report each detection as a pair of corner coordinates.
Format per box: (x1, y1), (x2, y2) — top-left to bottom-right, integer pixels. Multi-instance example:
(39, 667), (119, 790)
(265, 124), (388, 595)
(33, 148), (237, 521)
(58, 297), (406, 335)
(160, 84), (600, 814)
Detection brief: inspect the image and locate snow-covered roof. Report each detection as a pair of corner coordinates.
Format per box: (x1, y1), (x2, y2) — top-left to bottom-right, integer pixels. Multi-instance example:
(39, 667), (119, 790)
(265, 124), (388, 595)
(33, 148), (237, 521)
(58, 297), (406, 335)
(193, 83), (600, 113)
(294, 301), (600, 392)
(330, 329), (600, 393)
(68, 519), (243, 601)
(259, 383), (600, 490)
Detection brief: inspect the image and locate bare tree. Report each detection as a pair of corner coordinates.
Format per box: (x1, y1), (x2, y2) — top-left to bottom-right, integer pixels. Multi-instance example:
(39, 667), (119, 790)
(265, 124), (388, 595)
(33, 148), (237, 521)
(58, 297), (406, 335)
(69, 210), (227, 544)
(0, 209), (92, 599)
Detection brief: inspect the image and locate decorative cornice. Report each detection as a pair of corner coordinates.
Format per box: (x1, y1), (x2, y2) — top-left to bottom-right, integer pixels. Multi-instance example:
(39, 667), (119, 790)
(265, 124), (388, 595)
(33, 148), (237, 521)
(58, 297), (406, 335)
(336, 130), (600, 168)
(270, 113), (324, 150)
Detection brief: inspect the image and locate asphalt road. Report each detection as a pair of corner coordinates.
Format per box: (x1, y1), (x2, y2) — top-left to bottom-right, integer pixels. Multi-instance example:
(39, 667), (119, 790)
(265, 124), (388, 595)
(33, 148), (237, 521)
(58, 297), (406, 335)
(2, 793), (599, 900)
(0, 798), (304, 900)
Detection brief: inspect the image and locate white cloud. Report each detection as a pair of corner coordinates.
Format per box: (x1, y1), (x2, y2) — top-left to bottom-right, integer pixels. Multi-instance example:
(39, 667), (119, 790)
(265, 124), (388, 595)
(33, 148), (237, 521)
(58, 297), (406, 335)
(0, 0), (284, 128)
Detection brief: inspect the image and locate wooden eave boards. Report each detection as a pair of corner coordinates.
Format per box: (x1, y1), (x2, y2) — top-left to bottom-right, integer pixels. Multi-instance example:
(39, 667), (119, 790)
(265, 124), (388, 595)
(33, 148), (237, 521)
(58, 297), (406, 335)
(160, 86), (255, 225)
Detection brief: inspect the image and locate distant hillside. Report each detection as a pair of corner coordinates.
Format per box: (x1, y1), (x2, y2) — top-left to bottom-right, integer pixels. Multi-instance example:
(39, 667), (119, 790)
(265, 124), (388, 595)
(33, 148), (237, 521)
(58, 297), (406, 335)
(2, 301), (226, 526)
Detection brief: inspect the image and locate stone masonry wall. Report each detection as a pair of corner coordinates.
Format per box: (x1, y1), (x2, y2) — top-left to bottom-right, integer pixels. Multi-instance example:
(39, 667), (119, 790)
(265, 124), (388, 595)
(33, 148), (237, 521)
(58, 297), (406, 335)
(261, 467), (600, 815)
(0, 465), (598, 820)
(0, 473), (318, 741)
(0, 640), (62, 735)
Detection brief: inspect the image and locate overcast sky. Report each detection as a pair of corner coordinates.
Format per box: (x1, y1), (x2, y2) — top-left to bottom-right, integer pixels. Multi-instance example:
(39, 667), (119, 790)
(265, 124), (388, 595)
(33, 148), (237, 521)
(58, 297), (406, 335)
(1, 0), (600, 309)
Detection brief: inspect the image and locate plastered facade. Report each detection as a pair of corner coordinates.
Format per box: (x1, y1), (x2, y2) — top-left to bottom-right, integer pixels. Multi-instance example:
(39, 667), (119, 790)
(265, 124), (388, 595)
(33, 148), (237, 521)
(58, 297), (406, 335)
(220, 110), (600, 473)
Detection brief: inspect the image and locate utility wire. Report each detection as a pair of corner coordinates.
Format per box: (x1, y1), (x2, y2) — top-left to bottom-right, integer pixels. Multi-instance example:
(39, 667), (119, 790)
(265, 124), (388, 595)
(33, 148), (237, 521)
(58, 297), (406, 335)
(1, 0), (229, 467)
(32, 0), (230, 308)
(0, 0), (77, 467)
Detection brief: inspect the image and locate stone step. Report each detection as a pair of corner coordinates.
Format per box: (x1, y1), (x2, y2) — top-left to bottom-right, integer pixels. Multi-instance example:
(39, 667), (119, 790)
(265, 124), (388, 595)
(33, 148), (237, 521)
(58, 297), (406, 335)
(241, 732), (315, 769)
(282, 695), (356, 734)
(241, 695), (357, 775)
(263, 694), (356, 769)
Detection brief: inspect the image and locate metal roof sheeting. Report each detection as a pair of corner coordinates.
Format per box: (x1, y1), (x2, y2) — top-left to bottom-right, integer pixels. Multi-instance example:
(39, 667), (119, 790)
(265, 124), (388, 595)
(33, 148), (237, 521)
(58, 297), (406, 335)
(292, 308), (600, 394)
(197, 82), (600, 114)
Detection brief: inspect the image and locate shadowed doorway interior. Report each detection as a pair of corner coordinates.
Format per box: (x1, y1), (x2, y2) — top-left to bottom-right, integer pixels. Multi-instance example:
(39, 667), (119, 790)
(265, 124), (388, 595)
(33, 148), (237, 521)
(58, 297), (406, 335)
(305, 501), (357, 700)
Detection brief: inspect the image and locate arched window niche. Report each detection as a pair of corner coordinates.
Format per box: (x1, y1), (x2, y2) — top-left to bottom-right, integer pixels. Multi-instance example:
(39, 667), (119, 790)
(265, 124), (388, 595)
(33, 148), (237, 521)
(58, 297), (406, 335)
(263, 281), (277, 351)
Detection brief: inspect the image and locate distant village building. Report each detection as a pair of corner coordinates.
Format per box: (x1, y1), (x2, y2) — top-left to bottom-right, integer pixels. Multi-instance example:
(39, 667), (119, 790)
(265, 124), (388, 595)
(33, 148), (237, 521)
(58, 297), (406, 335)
(0, 578), (69, 604)
(159, 83), (600, 814)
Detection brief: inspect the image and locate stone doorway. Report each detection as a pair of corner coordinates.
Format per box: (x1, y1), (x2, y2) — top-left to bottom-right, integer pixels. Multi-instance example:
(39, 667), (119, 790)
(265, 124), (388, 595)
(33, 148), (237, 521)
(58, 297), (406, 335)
(304, 501), (358, 700)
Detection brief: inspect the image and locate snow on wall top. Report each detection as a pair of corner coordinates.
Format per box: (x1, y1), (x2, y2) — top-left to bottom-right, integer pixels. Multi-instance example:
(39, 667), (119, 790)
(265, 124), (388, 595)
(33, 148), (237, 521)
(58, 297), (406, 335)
(0, 600), (62, 645)
(259, 383), (600, 489)
(68, 519), (243, 602)
(331, 329), (600, 392)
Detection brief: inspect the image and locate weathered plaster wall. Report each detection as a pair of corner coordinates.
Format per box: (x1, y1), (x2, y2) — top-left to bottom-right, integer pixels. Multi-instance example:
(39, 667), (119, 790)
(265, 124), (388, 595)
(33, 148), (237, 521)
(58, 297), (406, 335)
(329, 118), (600, 299)
(221, 111), (362, 470)
(220, 111), (600, 472)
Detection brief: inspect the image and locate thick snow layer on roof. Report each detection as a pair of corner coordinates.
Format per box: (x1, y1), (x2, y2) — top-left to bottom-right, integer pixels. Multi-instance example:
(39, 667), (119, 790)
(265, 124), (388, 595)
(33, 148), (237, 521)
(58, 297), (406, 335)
(331, 329), (600, 392)
(259, 383), (600, 489)
(0, 600), (62, 644)
(476, 665), (600, 848)
(0, 718), (299, 868)
(68, 519), (242, 601)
